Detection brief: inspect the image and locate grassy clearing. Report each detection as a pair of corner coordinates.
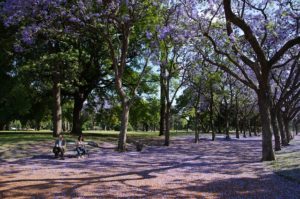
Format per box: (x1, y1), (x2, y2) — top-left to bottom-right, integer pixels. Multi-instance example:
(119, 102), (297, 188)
(0, 130), (194, 159)
(0, 129), (192, 147)
(0, 130), (193, 144)
(267, 136), (300, 184)
(83, 130), (193, 137)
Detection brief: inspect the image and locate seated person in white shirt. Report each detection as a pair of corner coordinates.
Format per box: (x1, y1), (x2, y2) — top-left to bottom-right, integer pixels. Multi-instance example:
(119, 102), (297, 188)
(76, 135), (86, 158)
(53, 134), (66, 159)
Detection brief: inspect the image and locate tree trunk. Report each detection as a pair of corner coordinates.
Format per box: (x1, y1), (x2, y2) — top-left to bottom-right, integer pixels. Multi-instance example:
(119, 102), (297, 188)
(62, 119), (66, 132)
(243, 122), (246, 138)
(36, 120), (41, 131)
(195, 113), (200, 143)
(164, 103), (171, 146)
(0, 122), (5, 130)
(145, 124), (149, 132)
(235, 95), (240, 138)
(159, 68), (166, 136)
(118, 101), (130, 151)
(67, 121), (71, 132)
(257, 90), (275, 161)
(5, 122), (10, 130)
(295, 121), (299, 135)
(277, 112), (288, 146)
(225, 121), (230, 139)
(194, 129), (200, 143)
(52, 69), (62, 137)
(248, 121), (252, 137)
(283, 117), (292, 143)
(186, 120), (189, 133)
(224, 98), (230, 139)
(209, 87), (215, 141)
(254, 122), (258, 136)
(270, 108), (281, 151)
(71, 92), (85, 135)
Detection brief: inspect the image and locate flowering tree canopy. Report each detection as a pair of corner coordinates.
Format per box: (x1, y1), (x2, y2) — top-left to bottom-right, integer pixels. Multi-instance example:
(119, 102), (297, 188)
(1, 0), (299, 160)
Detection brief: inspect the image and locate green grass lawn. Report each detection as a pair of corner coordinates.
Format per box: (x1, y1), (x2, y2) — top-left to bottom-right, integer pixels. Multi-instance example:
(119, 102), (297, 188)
(0, 130), (193, 144)
(266, 136), (300, 184)
(0, 129), (194, 149)
(0, 130), (193, 159)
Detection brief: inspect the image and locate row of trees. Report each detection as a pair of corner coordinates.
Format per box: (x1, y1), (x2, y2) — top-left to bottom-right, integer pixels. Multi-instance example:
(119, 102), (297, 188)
(0, 0), (299, 160)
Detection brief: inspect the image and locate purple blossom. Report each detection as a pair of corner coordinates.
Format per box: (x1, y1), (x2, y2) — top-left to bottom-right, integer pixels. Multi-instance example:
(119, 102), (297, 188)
(229, 34), (236, 43)
(21, 29), (34, 45)
(13, 43), (24, 53)
(146, 31), (152, 39)
(21, 25), (41, 45)
(121, 14), (130, 22)
(78, 0), (85, 10)
(158, 26), (171, 40)
(69, 17), (81, 23)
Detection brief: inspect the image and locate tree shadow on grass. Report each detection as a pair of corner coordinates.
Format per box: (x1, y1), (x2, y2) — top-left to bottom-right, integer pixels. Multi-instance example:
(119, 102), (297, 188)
(1, 137), (264, 176)
(275, 168), (300, 184)
(30, 154), (55, 160)
(179, 175), (300, 199)
(1, 170), (300, 198)
(1, 136), (299, 198)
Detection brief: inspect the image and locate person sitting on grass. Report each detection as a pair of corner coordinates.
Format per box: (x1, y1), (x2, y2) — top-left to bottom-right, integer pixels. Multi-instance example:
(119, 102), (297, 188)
(53, 134), (66, 160)
(76, 135), (86, 158)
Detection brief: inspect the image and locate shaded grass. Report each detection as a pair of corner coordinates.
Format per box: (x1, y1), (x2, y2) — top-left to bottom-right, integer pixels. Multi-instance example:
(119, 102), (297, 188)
(83, 130), (193, 137)
(0, 130), (194, 159)
(0, 130), (193, 144)
(267, 136), (300, 184)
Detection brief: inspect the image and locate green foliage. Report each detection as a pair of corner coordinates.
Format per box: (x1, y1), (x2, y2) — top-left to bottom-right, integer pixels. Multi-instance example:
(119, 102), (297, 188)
(129, 97), (160, 131)
(0, 80), (32, 122)
(62, 101), (74, 123)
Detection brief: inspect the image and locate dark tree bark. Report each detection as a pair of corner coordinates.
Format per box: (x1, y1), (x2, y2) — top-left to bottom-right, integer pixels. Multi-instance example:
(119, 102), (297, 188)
(209, 86), (216, 141)
(164, 102), (171, 146)
(277, 111), (288, 146)
(52, 68), (62, 137)
(35, 120), (41, 131)
(270, 108), (281, 151)
(235, 94), (240, 138)
(217, 122), (222, 134)
(257, 89), (275, 161)
(71, 92), (86, 135)
(248, 120), (252, 137)
(295, 120), (299, 135)
(118, 100), (130, 151)
(0, 122), (5, 130)
(144, 123), (149, 132)
(194, 87), (202, 143)
(62, 119), (66, 132)
(224, 98), (230, 140)
(283, 117), (292, 143)
(242, 121), (246, 138)
(194, 112), (200, 143)
(159, 72), (166, 136)
(194, 86), (202, 143)
(254, 122), (258, 136)
(5, 122), (10, 130)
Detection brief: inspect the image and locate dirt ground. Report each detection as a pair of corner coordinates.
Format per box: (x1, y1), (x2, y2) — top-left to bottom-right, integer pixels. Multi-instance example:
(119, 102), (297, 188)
(0, 135), (300, 199)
